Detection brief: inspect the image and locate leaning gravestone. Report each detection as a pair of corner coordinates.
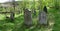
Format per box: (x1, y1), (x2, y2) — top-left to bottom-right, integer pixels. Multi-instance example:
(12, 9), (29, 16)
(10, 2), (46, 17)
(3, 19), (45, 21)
(24, 8), (32, 26)
(39, 6), (48, 26)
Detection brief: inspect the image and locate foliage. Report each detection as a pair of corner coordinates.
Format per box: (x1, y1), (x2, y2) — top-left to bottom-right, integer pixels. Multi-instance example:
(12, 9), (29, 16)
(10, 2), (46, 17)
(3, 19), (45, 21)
(0, 0), (60, 31)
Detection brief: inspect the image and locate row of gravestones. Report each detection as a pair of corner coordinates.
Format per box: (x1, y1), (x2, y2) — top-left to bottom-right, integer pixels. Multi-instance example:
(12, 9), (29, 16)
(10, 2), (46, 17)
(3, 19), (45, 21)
(6, 6), (48, 27)
(24, 6), (48, 27)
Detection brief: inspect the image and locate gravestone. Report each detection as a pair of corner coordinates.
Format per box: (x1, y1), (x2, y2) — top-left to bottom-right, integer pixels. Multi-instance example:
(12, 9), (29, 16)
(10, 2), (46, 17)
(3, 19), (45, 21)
(10, 12), (15, 21)
(24, 8), (32, 26)
(39, 6), (48, 26)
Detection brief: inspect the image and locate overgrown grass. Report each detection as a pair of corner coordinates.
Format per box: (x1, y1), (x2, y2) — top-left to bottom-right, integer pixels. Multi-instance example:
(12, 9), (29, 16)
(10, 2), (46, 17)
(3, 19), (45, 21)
(0, 8), (60, 31)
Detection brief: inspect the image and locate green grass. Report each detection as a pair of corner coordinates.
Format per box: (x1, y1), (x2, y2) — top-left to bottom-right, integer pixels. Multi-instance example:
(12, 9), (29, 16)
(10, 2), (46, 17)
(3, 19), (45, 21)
(52, 9), (60, 31)
(0, 9), (60, 31)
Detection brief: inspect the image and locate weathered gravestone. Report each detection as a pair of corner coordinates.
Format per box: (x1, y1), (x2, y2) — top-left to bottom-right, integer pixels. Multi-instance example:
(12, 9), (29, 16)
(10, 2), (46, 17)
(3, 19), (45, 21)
(39, 6), (48, 26)
(24, 8), (32, 26)
(10, 12), (15, 21)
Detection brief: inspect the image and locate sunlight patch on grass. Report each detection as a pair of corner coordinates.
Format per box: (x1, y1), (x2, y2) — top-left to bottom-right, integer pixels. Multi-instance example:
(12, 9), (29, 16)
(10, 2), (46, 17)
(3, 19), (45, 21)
(29, 26), (36, 29)
(15, 13), (23, 18)
(0, 14), (5, 20)
(6, 29), (12, 31)
(49, 22), (54, 26)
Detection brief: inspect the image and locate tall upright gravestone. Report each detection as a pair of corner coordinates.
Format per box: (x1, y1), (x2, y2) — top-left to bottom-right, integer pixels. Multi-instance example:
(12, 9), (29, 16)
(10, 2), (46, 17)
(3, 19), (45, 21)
(24, 8), (32, 26)
(39, 6), (48, 26)
(10, 12), (15, 21)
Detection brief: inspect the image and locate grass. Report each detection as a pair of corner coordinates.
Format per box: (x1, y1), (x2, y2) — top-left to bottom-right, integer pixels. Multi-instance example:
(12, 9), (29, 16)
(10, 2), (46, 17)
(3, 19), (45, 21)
(0, 8), (60, 31)
(52, 9), (60, 31)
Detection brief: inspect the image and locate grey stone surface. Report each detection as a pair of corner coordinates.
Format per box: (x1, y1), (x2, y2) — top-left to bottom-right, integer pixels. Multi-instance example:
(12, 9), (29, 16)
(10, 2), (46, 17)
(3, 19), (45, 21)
(24, 9), (32, 26)
(39, 11), (47, 25)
